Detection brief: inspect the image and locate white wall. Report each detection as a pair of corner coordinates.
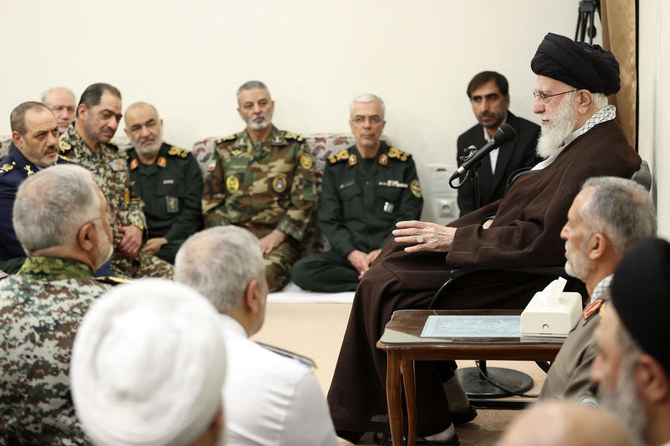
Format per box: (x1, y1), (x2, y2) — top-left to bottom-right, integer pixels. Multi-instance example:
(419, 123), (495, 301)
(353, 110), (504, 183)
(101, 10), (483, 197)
(1, 0), (582, 222)
(639, 0), (670, 239)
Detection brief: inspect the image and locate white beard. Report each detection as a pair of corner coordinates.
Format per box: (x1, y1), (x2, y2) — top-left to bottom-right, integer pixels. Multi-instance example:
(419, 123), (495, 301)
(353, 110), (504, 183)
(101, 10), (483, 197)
(536, 93), (578, 159)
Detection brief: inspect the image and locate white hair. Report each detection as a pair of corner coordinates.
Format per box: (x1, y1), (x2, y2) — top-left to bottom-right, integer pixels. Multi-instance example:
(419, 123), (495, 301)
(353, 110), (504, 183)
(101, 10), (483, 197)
(174, 226), (265, 313)
(350, 93), (385, 118)
(13, 165), (99, 254)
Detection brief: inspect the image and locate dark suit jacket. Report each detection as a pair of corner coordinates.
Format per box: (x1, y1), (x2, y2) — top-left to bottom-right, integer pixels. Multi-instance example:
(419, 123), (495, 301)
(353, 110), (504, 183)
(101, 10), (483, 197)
(456, 111), (541, 216)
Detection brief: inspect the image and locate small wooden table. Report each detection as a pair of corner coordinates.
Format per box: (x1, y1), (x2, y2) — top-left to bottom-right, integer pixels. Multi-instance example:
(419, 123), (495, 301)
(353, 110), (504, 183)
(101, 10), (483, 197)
(376, 309), (563, 446)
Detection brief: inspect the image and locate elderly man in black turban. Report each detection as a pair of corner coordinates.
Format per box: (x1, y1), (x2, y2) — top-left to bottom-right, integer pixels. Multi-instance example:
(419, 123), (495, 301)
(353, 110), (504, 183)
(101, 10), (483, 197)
(328, 33), (642, 445)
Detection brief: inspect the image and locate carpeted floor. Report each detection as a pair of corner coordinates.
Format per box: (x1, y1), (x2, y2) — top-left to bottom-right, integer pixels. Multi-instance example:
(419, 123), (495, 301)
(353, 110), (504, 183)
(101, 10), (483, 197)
(251, 301), (548, 446)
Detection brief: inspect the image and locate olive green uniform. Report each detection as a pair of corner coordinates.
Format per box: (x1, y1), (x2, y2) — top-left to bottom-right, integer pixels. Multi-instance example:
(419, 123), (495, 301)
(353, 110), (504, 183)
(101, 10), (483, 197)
(124, 143), (203, 264)
(59, 123), (173, 279)
(292, 142), (423, 292)
(202, 126), (317, 291)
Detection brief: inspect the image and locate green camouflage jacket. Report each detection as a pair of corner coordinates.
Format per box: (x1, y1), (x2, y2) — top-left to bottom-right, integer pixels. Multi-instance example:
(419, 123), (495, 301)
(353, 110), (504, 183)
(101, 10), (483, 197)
(0, 257), (111, 445)
(59, 123), (147, 250)
(202, 126), (317, 241)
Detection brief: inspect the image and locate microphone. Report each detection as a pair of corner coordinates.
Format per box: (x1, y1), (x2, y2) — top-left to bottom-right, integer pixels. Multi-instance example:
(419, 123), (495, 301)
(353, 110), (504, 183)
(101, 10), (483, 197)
(450, 123), (517, 181)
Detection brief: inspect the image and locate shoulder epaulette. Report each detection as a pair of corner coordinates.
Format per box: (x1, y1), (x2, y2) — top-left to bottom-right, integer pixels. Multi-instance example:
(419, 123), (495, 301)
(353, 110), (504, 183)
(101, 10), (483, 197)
(97, 276), (132, 286)
(59, 140), (72, 153)
(216, 134), (237, 144)
(387, 147), (411, 162)
(167, 146), (190, 158)
(0, 162), (15, 175)
(328, 149), (350, 164)
(283, 131), (304, 142)
(58, 154), (74, 163)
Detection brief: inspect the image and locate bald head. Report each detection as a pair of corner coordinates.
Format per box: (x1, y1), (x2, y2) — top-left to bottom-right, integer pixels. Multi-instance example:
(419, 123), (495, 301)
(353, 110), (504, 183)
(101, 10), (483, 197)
(41, 87), (76, 134)
(499, 401), (635, 446)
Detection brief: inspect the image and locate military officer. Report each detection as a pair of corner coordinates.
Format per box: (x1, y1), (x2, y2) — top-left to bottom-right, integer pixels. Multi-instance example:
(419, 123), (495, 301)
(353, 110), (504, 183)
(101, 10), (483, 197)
(291, 94), (423, 292)
(59, 83), (173, 279)
(41, 87), (76, 135)
(202, 80), (317, 291)
(0, 102), (68, 273)
(123, 102), (203, 264)
(0, 165), (115, 444)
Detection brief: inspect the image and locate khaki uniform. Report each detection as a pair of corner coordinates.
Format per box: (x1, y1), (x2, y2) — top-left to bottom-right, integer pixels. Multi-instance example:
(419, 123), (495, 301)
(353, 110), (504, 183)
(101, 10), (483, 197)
(60, 123), (173, 279)
(202, 126), (317, 291)
(0, 257), (112, 445)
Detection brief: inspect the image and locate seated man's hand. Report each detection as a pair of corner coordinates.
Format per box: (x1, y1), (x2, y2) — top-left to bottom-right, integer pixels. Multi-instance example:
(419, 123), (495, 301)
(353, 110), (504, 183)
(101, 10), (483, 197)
(482, 219), (494, 229)
(367, 249), (382, 266)
(142, 237), (168, 256)
(118, 225), (143, 259)
(393, 220), (456, 253)
(347, 249), (372, 279)
(259, 229), (286, 256)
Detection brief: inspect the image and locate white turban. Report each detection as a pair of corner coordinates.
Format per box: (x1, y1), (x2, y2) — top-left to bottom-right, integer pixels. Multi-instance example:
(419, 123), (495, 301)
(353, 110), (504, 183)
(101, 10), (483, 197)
(70, 278), (226, 446)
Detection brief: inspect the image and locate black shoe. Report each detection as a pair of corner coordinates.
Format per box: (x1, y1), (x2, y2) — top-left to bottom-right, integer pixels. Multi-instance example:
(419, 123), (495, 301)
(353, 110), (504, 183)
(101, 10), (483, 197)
(451, 405), (478, 424)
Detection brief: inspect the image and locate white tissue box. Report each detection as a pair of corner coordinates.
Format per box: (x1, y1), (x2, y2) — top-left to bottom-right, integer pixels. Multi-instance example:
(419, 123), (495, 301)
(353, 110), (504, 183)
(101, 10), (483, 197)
(520, 291), (583, 337)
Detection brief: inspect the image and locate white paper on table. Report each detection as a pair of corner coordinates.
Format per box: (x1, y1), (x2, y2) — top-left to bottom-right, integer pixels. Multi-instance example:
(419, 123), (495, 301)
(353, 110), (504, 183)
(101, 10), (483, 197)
(420, 315), (521, 338)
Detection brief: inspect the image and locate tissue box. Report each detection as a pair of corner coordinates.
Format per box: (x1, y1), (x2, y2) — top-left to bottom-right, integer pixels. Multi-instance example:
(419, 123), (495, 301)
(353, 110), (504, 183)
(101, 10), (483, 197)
(520, 291), (583, 337)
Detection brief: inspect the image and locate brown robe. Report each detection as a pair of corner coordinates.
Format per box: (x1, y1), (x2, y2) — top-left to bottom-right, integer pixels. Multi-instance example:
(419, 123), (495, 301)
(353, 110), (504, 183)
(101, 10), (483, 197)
(327, 120), (641, 436)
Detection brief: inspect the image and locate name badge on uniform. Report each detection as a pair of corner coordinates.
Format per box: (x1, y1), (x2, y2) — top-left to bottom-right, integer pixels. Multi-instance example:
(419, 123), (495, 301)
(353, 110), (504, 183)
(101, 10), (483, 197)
(110, 159), (126, 171)
(163, 179), (174, 185)
(383, 202), (395, 214)
(166, 195), (179, 213)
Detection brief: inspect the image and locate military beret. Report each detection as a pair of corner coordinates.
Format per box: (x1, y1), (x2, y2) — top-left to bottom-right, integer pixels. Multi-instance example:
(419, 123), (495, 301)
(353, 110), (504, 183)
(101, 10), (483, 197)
(531, 33), (621, 96)
(611, 238), (670, 375)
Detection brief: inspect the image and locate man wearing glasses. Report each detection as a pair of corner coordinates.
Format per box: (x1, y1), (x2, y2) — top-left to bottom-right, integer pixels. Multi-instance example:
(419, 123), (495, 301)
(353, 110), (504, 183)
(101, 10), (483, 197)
(329, 33), (642, 445)
(202, 81), (317, 292)
(291, 94), (422, 292)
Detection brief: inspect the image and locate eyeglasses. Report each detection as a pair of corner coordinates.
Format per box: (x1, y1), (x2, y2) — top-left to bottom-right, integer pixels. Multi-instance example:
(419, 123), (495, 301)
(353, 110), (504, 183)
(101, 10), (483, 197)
(532, 89), (576, 104)
(352, 115), (383, 126)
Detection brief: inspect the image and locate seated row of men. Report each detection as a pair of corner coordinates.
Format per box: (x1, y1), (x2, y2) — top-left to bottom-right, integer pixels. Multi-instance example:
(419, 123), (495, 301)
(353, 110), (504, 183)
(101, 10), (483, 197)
(2, 163), (668, 446)
(0, 67), (541, 293)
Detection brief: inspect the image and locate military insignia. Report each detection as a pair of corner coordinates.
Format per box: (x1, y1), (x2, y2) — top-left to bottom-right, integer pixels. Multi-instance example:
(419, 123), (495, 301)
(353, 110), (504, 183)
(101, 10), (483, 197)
(59, 140), (71, 152)
(349, 154), (357, 166)
(272, 175), (288, 193)
(300, 153), (313, 170)
(226, 175), (240, 193)
(167, 146), (188, 158)
(216, 134), (237, 144)
(284, 131), (304, 142)
(411, 179), (422, 198)
(584, 297), (604, 320)
(383, 202), (395, 213)
(231, 148), (243, 156)
(110, 159), (126, 171)
(124, 187), (130, 205)
(388, 147), (410, 162)
(163, 179), (174, 185)
(379, 153), (388, 166)
(328, 149), (350, 164)
(1, 163), (14, 173)
(130, 159), (139, 170)
(157, 157), (167, 168)
(166, 195), (179, 213)
(24, 165), (34, 176)
(97, 276), (132, 285)
(207, 159), (217, 171)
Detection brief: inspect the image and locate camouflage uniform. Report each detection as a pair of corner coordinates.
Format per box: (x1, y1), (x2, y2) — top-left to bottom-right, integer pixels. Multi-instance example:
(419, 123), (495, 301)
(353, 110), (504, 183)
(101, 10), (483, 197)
(59, 123), (173, 279)
(202, 126), (317, 291)
(0, 257), (112, 445)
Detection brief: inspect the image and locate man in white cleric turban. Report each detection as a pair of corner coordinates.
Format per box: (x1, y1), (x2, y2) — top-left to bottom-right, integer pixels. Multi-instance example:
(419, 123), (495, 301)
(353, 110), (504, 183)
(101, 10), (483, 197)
(175, 226), (337, 446)
(70, 278), (227, 446)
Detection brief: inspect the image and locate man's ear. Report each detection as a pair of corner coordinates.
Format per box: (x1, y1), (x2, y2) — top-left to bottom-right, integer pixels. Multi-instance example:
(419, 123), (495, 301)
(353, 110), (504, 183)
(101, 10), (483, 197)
(636, 354), (670, 404)
(588, 232), (607, 261)
(577, 90), (593, 109)
(77, 103), (88, 121)
(77, 222), (96, 252)
(11, 131), (23, 147)
(244, 278), (262, 315)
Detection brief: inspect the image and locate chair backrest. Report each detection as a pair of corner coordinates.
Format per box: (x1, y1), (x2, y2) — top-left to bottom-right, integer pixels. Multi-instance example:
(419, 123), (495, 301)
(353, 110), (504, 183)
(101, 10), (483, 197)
(632, 159), (652, 191)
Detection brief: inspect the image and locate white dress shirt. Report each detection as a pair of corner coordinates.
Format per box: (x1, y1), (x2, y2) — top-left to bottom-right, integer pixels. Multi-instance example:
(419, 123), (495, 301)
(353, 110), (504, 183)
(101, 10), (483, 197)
(219, 315), (337, 446)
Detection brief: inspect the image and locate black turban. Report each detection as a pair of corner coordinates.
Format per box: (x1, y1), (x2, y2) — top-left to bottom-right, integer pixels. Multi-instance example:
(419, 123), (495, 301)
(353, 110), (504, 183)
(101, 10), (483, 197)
(611, 238), (670, 375)
(531, 33), (621, 96)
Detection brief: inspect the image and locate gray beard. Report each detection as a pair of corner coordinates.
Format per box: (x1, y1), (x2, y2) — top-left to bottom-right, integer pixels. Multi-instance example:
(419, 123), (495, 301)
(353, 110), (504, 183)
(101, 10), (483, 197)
(246, 110), (273, 131)
(536, 96), (578, 159)
(599, 361), (648, 445)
